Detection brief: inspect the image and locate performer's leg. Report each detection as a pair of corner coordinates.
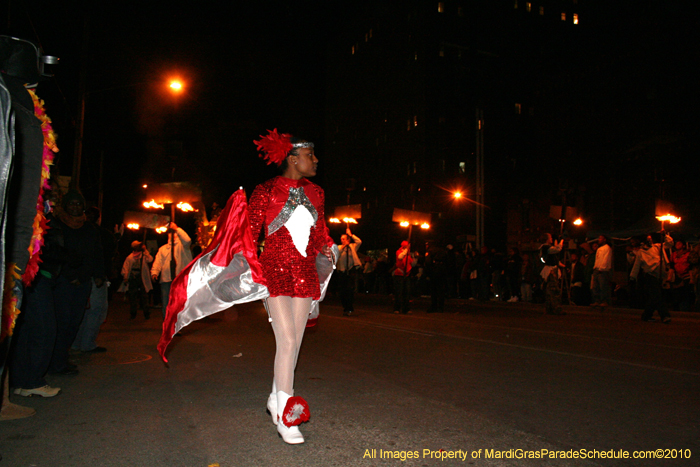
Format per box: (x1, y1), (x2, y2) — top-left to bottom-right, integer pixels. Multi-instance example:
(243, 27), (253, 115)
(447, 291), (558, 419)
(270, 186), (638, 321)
(291, 297), (311, 368)
(266, 296), (310, 444)
(267, 296), (296, 394)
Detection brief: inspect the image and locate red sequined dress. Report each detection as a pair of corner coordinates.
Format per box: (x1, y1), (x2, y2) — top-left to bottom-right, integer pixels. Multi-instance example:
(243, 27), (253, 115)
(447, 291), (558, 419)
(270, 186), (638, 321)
(248, 176), (333, 299)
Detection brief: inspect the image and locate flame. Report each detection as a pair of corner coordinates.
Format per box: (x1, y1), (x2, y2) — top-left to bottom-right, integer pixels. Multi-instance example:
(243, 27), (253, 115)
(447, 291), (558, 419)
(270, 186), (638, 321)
(155, 226), (168, 234)
(656, 214), (681, 224)
(573, 218), (583, 226)
(177, 202), (195, 212)
(420, 223), (430, 229)
(343, 217), (358, 224)
(329, 218), (341, 224)
(399, 221), (409, 227)
(126, 223), (140, 230)
(143, 199), (164, 209)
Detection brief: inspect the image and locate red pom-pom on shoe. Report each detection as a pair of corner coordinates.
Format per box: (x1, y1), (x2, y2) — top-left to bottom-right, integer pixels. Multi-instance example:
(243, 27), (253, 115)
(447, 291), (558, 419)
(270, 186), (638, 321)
(282, 396), (310, 427)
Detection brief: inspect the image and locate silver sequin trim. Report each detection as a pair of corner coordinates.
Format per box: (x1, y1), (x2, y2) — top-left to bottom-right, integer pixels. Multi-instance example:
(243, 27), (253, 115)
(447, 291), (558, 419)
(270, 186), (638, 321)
(267, 187), (318, 236)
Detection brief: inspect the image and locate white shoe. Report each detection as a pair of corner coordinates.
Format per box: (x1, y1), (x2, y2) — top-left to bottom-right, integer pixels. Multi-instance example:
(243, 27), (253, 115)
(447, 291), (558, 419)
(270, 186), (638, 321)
(14, 385), (61, 398)
(276, 391), (304, 444)
(267, 392), (278, 425)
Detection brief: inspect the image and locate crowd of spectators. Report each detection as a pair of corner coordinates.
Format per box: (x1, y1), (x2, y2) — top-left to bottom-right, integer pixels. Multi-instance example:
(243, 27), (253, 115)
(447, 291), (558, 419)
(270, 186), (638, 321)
(344, 234), (700, 315)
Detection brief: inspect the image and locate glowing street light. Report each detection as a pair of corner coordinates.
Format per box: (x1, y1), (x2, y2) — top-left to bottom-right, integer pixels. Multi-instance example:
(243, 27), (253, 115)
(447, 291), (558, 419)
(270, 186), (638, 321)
(169, 79), (184, 93)
(453, 191), (462, 200)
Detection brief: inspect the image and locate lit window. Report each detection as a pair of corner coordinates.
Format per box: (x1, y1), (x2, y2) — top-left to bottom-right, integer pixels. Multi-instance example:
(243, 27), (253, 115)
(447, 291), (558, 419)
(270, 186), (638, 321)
(351, 46), (355, 54)
(459, 162), (466, 173)
(414, 116), (418, 127)
(573, 13), (579, 24)
(414, 52), (418, 60)
(515, 103), (522, 114)
(561, 12), (566, 21)
(540, 6), (544, 15)
(438, 2), (444, 13)
(526, 2), (531, 12)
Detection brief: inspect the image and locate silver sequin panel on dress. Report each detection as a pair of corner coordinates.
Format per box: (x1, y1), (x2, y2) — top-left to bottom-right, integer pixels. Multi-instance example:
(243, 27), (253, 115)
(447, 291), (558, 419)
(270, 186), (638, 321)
(267, 186), (318, 236)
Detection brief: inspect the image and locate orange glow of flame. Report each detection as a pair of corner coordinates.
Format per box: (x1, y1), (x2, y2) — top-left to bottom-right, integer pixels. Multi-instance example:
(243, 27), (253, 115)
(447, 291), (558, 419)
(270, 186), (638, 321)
(126, 223), (140, 230)
(573, 218), (583, 226)
(177, 202), (195, 212)
(399, 221), (410, 227)
(329, 218), (341, 223)
(143, 200), (164, 209)
(343, 217), (358, 224)
(656, 214), (681, 224)
(420, 223), (430, 229)
(155, 226), (168, 234)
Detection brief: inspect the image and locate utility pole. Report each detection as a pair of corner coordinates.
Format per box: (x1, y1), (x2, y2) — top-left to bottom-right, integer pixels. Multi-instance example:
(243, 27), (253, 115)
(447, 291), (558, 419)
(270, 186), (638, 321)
(72, 15), (89, 189)
(475, 108), (484, 249)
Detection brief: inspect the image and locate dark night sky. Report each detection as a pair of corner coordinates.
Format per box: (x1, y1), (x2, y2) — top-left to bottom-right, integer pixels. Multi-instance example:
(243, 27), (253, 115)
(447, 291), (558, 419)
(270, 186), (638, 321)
(4, 0), (370, 224)
(3, 0), (698, 236)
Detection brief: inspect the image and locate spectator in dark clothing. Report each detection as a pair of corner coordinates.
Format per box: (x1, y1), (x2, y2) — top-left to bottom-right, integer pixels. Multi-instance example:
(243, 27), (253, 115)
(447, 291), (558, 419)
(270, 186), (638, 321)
(444, 244), (457, 298)
(477, 246), (491, 300)
(505, 247), (522, 302)
(49, 191), (105, 374)
(71, 207), (115, 353)
(425, 242), (448, 313)
(10, 191), (105, 397)
(490, 249), (505, 300)
(569, 252), (587, 305)
(520, 253), (535, 302)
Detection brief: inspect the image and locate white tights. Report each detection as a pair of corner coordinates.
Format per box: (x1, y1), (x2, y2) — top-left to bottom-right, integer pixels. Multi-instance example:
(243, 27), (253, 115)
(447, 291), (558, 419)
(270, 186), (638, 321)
(266, 296), (311, 395)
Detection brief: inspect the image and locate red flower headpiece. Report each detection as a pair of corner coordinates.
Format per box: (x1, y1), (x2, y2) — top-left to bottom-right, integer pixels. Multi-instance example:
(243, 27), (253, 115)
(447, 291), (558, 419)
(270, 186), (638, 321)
(281, 396), (310, 427)
(254, 129), (293, 166)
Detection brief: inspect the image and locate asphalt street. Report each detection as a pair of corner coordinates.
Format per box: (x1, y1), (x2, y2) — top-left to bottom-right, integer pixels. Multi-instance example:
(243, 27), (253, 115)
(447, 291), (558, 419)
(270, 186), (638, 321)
(1, 292), (698, 467)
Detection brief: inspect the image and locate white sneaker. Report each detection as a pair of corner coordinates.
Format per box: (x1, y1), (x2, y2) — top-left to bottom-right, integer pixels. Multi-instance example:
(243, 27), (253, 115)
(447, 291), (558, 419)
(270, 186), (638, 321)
(14, 385), (61, 398)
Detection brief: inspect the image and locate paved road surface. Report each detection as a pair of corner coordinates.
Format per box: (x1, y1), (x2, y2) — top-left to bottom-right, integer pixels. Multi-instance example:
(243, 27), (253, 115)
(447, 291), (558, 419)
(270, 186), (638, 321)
(1, 293), (698, 466)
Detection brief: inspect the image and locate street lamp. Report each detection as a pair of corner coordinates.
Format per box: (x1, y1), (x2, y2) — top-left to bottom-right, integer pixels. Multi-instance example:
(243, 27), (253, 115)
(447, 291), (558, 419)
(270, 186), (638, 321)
(72, 75), (188, 190)
(169, 79), (184, 93)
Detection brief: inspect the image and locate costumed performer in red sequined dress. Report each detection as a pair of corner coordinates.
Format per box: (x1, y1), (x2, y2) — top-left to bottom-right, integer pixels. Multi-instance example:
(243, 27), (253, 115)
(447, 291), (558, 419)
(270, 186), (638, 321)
(250, 129), (336, 444)
(157, 129), (337, 445)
